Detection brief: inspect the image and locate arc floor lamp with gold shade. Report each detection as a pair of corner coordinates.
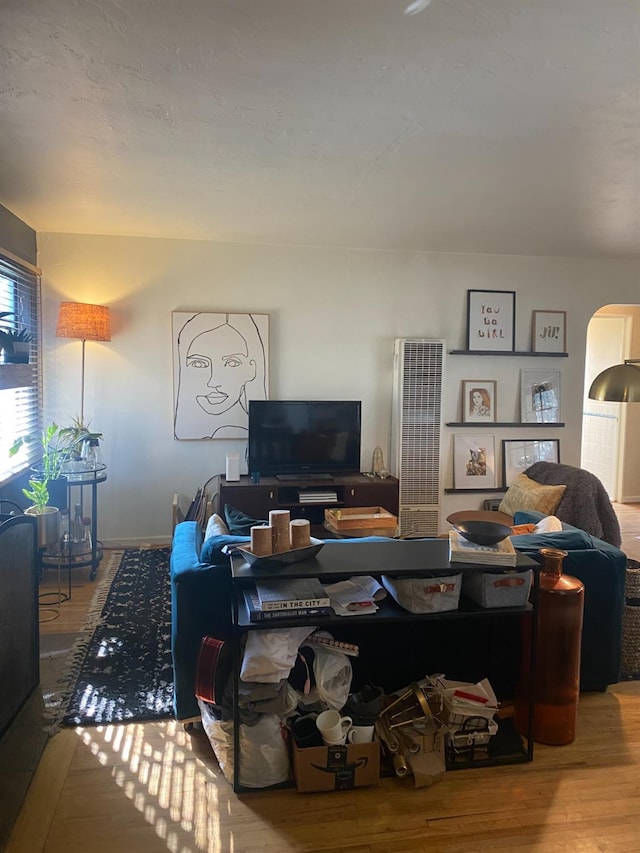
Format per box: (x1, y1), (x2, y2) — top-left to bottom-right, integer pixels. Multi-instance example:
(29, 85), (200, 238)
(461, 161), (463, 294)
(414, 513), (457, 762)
(56, 301), (111, 424)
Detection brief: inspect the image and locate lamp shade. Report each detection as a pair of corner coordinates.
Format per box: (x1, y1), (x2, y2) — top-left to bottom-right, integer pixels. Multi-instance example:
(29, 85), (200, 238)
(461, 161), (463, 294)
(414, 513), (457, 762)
(56, 302), (111, 342)
(588, 361), (640, 403)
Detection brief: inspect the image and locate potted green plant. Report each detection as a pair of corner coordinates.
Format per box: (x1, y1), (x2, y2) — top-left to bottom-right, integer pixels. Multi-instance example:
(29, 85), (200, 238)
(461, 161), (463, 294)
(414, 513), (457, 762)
(55, 417), (104, 475)
(22, 476), (60, 547)
(0, 311), (32, 364)
(1, 328), (32, 363)
(9, 423), (71, 545)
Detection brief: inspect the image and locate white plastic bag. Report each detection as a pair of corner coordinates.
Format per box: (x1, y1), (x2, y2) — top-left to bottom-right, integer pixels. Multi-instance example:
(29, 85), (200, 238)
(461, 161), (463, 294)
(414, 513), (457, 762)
(199, 699), (291, 788)
(240, 626), (316, 683)
(298, 642), (352, 712)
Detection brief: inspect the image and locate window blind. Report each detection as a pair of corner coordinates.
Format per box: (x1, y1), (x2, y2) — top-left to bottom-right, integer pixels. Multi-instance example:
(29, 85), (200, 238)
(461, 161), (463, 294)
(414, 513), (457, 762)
(0, 252), (42, 483)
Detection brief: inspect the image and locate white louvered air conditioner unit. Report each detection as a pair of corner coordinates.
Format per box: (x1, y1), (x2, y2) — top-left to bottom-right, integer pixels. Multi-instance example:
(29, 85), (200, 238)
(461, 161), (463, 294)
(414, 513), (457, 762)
(391, 338), (445, 537)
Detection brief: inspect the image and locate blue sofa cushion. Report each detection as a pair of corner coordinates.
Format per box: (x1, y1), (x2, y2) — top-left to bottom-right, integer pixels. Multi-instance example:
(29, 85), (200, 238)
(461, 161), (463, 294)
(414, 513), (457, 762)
(512, 529), (596, 552)
(200, 533), (250, 564)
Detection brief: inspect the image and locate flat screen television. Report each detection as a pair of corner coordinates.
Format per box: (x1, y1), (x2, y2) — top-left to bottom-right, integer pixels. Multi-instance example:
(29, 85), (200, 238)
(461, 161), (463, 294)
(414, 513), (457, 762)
(248, 400), (362, 478)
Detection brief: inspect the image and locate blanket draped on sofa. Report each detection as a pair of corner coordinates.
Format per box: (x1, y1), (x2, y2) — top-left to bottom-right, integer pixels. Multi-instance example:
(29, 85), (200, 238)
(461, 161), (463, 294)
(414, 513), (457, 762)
(525, 461), (621, 547)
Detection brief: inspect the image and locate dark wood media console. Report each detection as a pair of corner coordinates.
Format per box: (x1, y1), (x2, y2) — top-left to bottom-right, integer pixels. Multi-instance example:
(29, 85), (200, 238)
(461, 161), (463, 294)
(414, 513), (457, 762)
(214, 473), (399, 536)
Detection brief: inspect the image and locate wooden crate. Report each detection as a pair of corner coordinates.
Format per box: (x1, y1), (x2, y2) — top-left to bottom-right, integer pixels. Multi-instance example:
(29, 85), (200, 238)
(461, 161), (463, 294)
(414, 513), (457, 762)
(324, 506), (397, 533)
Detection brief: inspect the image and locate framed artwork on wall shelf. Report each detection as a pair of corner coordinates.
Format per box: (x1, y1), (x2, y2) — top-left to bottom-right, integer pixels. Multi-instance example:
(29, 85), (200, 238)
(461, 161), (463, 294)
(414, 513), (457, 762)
(453, 434), (497, 490)
(532, 310), (566, 353)
(466, 290), (516, 352)
(520, 369), (561, 423)
(461, 379), (497, 423)
(502, 438), (560, 487)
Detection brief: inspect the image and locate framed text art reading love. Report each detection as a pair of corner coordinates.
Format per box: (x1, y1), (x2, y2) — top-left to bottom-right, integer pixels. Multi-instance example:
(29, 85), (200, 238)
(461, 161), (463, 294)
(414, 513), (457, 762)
(466, 290), (516, 352)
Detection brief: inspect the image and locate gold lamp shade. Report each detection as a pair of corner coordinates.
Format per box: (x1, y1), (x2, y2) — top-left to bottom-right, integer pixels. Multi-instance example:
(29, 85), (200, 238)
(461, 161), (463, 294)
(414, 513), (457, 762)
(588, 360), (640, 403)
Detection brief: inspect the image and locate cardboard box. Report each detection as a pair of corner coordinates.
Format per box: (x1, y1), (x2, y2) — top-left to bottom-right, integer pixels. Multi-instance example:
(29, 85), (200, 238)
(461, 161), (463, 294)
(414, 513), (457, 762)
(292, 741), (380, 793)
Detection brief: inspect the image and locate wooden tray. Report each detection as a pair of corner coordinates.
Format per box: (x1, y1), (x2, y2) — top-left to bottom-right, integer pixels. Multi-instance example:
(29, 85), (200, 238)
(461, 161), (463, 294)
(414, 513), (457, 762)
(324, 506), (397, 531)
(233, 537), (324, 569)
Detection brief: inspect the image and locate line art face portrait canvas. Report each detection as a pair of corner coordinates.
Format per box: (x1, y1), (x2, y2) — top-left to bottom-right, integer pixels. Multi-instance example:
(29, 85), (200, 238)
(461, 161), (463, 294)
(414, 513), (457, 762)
(172, 312), (269, 439)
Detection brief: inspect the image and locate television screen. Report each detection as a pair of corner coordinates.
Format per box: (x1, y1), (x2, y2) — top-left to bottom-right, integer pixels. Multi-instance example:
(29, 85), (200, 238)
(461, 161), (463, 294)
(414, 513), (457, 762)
(248, 400), (362, 478)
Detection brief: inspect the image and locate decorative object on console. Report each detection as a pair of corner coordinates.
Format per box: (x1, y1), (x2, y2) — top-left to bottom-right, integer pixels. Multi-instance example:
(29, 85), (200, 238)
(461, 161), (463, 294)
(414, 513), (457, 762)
(588, 358), (640, 402)
(270, 508), (291, 553)
(290, 518), (311, 548)
(234, 537), (325, 569)
(515, 547), (584, 746)
(56, 301), (111, 425)
(531, 310), (566, 353)
(502, 438), (560, 487)
(449, 518), (512, 546)
(453, 434), (497, 489)
(465, 289), (515, 352)
(250, 524), (273, 556)
(461, 379), (497, 423)
(370, 445), (390, 478)
(520, 369), (561, 423)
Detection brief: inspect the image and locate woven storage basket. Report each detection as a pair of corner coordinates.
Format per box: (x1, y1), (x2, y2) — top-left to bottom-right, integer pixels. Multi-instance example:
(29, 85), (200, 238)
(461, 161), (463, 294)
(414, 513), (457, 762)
(621, 559), (640, 680)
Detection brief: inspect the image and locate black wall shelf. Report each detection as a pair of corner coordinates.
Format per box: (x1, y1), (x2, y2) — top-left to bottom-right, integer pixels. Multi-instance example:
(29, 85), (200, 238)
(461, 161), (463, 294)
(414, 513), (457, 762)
(450, 350), (568, 357)
(445, 487), (508, 494)
(446, 422), (565, 428)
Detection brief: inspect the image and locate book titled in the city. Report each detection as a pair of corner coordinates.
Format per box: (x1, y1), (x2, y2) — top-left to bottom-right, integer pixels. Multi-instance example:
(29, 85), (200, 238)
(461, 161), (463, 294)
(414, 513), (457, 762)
(254, 577), (331, 611)
(243, 588), (332, 622)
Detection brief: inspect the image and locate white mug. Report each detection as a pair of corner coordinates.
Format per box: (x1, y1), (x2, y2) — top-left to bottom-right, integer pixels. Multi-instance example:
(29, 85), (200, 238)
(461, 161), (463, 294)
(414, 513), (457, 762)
(347, 724), (375, 744)
(316, 710), (352, 745)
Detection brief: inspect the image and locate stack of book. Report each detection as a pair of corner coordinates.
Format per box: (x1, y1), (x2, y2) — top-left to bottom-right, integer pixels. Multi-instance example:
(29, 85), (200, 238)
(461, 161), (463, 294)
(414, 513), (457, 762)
(298, 490), (338, 504)
(243, 577), (333, 622)
(448, 530), (518, 567)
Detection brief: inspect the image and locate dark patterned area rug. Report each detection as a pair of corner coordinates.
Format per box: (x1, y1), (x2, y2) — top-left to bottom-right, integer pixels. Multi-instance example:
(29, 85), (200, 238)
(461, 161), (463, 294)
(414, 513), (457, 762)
(61, 547), (173, 726)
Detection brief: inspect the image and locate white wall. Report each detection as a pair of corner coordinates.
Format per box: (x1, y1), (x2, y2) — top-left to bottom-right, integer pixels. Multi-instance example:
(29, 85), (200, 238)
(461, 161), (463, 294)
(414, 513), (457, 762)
(37, 233), (640, 545)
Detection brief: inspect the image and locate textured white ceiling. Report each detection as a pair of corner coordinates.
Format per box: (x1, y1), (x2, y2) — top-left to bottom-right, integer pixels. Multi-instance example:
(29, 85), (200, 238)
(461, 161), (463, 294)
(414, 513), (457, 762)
(1, 0), (639, 257)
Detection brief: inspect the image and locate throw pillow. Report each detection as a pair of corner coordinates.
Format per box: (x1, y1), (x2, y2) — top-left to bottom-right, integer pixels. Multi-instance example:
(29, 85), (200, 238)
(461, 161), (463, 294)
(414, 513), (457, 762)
(204, 512), (230, 539)
(224, 504), (268, 536)
(499, 473), (567, 517)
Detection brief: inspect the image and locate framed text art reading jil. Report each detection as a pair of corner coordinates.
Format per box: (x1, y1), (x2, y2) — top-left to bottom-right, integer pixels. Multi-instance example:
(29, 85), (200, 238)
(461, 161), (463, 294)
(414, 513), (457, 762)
(532, 310), (566, 353)
(466, 290), (516, 352)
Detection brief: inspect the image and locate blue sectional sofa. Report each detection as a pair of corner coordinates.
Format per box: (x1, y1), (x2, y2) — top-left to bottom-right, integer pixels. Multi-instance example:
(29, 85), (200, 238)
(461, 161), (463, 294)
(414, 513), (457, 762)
(170, 512), (627, 722)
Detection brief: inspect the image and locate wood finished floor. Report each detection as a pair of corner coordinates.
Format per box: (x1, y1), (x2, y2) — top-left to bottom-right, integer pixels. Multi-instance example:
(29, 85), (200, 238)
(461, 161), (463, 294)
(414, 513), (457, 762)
(6, 506), (640, 853)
